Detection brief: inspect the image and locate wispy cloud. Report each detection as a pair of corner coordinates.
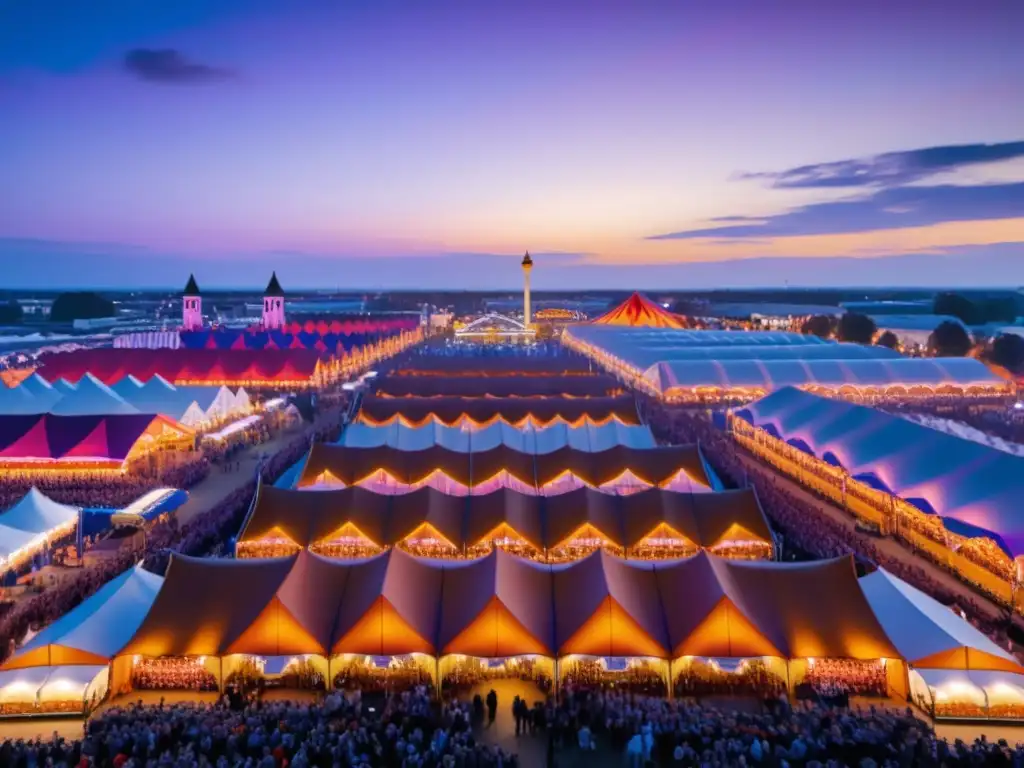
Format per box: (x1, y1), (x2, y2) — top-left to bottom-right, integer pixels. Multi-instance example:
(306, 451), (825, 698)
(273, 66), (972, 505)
(740, 140), (1024, 189)
(648, 182), (1024, 240)
(123, 49), (232, 84)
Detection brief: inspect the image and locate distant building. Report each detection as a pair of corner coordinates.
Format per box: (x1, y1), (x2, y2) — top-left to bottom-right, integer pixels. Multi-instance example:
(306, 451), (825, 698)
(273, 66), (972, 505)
(182, 274), (202, 331)
(871, 314), (966, 347)
(262, 272), (286, 330)
(841, 300), (934, 315)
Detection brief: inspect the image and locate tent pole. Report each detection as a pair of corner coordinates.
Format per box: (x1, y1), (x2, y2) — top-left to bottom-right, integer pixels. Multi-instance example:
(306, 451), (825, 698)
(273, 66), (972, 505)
(435, 656), (441, 698)
(668, 658), (674, 700)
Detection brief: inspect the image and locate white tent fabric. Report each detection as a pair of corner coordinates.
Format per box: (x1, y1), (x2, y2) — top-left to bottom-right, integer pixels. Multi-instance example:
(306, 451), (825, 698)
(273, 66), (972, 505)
(49, 374), (140, 416)
(0, 488), (79, 563)
(9, 563), (164, 666)
(910, 668), (1024, 711)
(0, 667), (51, 704)
(339, 421), (657, 453)
(0, 374), (250, 426)
(0, 664), (107, 708)
(860, 569), (1020, 671)
(37, 664), (108, 705)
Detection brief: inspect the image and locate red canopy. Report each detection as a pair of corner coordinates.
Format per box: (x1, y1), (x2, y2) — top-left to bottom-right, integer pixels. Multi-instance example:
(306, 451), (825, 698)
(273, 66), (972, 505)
(592, 293), (688, 329)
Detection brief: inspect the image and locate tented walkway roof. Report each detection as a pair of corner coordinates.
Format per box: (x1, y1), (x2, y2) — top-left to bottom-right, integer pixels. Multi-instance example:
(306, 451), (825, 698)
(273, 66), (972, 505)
(736, 387), (1024, 558)
(296, 443), (715, 493)
(238, 484), (772, 553)
(117, 549), (898, 661)
(357, 395), (640, 427)
(338, 420), (656, 453)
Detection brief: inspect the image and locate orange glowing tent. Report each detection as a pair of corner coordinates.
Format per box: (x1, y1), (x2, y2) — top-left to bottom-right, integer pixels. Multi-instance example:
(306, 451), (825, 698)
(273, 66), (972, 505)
(591, 293), (688, 329)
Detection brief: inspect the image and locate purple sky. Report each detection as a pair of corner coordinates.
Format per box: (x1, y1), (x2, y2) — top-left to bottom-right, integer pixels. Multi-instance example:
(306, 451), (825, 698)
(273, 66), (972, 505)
(2, 0), (1023, 289)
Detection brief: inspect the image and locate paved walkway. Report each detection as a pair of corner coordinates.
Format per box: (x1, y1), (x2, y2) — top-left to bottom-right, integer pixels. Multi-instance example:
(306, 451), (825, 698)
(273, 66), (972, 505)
(176, 424), (309, 526)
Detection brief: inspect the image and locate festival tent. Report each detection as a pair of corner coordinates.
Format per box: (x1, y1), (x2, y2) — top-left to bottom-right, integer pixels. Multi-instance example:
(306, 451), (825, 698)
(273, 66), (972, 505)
(118, 555), (297, 657)
(736, 387), (1024, 558)
(860, 569), (1023, 673)
(331, 549), (443, 656)
(644, 358), (1003, 399)
(238, 485), (771, 555)
(567, 326), (828, 348)
(0, 488), (79, 567)
(389, 357), (594, 376)
(437, 550), (555, 657)
(338, 420), (657, 453)
(0, 375), (61, 414)
(120, 382), (251, 427)
(48, 373), (141, 416)
(296, 443), (714, 493)
(554, 551), (671, 657)
(0, 413), (190, 467)
(35, 349), (323, 387)
(51, 379), (78, 395)
(375, 375), (622, 398)
(357, 395), (641, 428)
(3, 563), (163, 669)
(590, 293), (689, 329)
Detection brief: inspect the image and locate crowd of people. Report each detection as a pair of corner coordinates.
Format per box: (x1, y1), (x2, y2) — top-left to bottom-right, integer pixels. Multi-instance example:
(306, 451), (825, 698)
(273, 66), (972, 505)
(803, 659), (888, 699)
(2, 687), (520, 768)
(130, 658), (219, 693)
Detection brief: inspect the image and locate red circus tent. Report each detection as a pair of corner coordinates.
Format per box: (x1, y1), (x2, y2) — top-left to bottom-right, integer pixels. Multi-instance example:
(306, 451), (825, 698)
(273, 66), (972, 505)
(592, 293), (688, 329)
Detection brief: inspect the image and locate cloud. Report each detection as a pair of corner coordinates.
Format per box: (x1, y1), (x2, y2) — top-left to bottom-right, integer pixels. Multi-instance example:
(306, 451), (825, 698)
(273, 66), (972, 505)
(648, 182), (1024, 240)
(123, 48), (232, 83)
(741, 140), (1024, 189)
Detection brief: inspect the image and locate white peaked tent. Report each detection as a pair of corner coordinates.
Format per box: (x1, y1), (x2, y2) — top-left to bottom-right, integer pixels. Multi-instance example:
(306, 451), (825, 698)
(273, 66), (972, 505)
(110, 375), (145, 397)
(3, 562), (164, 669)
(339, 421), (658, 453)
(111, 376), (251, 427)
(51, 378), (78, 395)
(0, 488), (79, 566)
(860, 568), (1023, 672)
(49, 373), (140, 416)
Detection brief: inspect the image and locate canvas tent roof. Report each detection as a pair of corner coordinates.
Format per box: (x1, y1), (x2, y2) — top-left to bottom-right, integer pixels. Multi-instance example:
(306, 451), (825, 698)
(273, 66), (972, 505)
(375, 375), (621, 398)
(591, 293), (688, 329)
(338, 420), (656, 453)
(860, 569), (1023, 673)
(0, 413), (188, 465)
(4, 563), (163, 669)
(736, 387), (1024, 557)
(35, 349), (322, 386)
(238, 484), (771, 552)
(296, 443), (712, 491)
(48, 374), (140, 416)
(643, 357), (1001, 396)
(357, 395), (641, 427)
(108, 550), (902, 663)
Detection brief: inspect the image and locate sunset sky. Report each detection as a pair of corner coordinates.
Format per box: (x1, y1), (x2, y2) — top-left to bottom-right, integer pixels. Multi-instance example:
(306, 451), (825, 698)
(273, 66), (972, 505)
(2, 0), (1023, 289)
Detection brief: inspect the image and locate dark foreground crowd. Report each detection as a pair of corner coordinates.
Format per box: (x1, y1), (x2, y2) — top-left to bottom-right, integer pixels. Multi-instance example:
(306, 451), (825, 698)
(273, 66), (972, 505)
(5, 686), (1024, 767)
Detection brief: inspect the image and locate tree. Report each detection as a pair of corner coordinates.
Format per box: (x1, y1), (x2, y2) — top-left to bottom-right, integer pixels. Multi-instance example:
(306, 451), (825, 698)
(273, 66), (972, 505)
(933, 292), (979, 325)
(927, 321), (973, 357)
(875, 330), (900, 349)
(49, 292), (116, 323)
(800, 314), (835, 338)
(0, 300), (23, 324)
(986, 333), (1024, 373)
(835, 312), (877, 344)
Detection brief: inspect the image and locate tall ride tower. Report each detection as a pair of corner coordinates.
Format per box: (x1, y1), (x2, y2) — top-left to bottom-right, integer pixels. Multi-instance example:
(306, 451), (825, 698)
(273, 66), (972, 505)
(522, 251), (533, 326)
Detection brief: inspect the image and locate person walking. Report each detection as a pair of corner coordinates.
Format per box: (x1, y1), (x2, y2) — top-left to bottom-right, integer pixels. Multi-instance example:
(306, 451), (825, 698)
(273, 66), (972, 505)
(486, 689), (498, 724)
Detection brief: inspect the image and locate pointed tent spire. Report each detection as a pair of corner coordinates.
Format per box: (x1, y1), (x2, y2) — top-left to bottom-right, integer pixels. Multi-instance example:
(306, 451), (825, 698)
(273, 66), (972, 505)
(264, 272), (285, 297)
(183, 274), (201, 296)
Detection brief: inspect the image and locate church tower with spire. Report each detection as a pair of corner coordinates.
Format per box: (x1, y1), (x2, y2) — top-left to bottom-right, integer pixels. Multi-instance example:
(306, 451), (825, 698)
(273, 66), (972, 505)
(262, 272), (286, 330)
(182, 274), (203, 330)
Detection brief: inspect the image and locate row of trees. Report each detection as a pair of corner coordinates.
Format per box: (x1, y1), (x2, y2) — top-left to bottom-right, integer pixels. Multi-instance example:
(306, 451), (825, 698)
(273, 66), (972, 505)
(799, 313), (974, 356)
